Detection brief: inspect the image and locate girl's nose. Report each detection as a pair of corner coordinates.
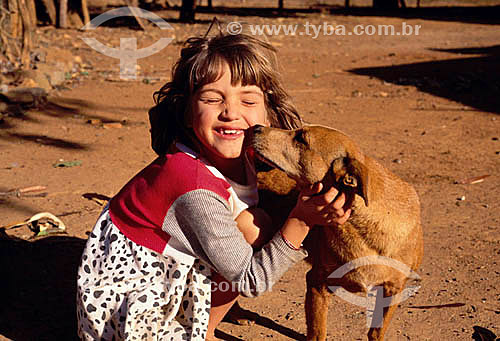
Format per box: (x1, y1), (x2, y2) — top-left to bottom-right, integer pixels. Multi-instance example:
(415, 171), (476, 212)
(219, 100), (241, 121)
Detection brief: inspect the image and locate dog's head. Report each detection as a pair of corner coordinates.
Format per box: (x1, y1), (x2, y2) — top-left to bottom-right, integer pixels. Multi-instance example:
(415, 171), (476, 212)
(250, 125), (370, 207)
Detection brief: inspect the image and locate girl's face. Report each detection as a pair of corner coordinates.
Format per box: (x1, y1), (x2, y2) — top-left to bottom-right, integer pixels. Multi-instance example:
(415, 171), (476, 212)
(190, 62), (269, 180)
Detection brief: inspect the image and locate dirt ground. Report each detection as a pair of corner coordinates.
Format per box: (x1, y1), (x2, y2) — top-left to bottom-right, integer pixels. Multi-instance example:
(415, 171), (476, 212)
(1, 1), (499, 340)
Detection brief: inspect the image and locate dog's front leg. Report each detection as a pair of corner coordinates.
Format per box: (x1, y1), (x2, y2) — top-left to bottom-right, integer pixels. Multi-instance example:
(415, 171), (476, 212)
(305, 269), (331, 341)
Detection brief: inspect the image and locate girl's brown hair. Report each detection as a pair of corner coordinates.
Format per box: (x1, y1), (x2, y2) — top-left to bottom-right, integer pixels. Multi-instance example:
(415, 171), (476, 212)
(149, 33), (302, 156)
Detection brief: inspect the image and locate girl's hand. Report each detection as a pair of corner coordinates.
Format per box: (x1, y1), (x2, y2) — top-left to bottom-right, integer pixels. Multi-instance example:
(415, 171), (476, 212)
(290, 183), (352, 227)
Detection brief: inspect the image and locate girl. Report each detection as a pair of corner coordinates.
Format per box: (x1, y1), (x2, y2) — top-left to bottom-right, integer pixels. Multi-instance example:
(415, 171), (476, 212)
(76, 32), (351, 340)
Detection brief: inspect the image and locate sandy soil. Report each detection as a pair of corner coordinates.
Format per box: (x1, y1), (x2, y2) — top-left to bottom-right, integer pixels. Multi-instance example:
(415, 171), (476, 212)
(1, 1), (499, 340)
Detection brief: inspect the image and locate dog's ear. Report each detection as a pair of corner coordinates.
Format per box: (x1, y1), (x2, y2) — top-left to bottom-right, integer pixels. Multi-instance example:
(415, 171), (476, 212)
(332, 157), (370, 207)
(347, 159), (370, 207)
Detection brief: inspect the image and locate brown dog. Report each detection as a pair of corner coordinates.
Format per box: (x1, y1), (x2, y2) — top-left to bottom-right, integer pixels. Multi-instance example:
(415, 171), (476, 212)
(251, 125), (423, 341)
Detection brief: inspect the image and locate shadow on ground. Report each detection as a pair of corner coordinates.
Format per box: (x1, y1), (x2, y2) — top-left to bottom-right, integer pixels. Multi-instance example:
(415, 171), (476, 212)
(194, 5), (319, 18)
(349, 44), (500, 115)
(0, 95), (146, 147)
(83, 2), (500, 24)
(328, 5), (500, 25)
(218, 306), (305, 341)
(0, 233), (85, 340)
(171, 4), (500, 24)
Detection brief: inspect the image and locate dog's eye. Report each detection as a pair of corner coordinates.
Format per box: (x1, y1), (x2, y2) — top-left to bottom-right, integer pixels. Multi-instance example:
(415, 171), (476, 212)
(294, 131), (307, 145)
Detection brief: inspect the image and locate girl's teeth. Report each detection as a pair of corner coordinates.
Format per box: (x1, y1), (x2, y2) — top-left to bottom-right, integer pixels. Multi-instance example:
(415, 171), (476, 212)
(222, 129), (240, 135)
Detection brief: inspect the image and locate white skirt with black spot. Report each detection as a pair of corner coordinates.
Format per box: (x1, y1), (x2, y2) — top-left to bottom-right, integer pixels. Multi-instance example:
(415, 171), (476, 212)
(76, 209), (212, 340)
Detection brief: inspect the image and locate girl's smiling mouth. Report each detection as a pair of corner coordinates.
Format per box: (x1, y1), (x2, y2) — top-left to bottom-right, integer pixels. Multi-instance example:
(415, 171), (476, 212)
(215, 128), (245, 138)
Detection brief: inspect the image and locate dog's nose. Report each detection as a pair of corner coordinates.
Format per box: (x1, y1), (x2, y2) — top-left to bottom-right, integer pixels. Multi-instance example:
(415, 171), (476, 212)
(244, 125), (264, 148)
(251, 124), (265, 135)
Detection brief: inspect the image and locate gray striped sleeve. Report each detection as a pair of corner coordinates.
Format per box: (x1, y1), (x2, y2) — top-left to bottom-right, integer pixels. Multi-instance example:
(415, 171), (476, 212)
(163, 189), (307, 297)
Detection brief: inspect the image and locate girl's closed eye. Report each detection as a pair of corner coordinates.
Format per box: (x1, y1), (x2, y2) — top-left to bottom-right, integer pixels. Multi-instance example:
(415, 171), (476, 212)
(200, 96), (223, 105)
(241, 93), (263, 107)
(242, 99), (258, 106)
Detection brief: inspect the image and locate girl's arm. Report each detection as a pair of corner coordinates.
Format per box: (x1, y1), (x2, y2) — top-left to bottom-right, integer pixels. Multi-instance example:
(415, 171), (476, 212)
(169, 184), (349, 297)
(234, 207), (274, 248)
(236, 184), (351, 249)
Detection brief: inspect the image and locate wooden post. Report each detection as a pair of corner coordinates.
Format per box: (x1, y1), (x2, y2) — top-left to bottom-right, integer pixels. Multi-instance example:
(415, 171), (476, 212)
(26, 0), (37, 26)
(0, 0), (15, 64)
(59, 0), (68, 28)
(9, 0), (21, 38)
(41, 0), (57, 25)
(81, 0), (90, 25)
(18, 0), (34, 68)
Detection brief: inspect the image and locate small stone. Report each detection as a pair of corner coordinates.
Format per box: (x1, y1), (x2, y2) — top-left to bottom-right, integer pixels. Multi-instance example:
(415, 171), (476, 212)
(19, 78), (38, 88)
(87, 119), (102, 125)
(103, 122), (123, 129)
